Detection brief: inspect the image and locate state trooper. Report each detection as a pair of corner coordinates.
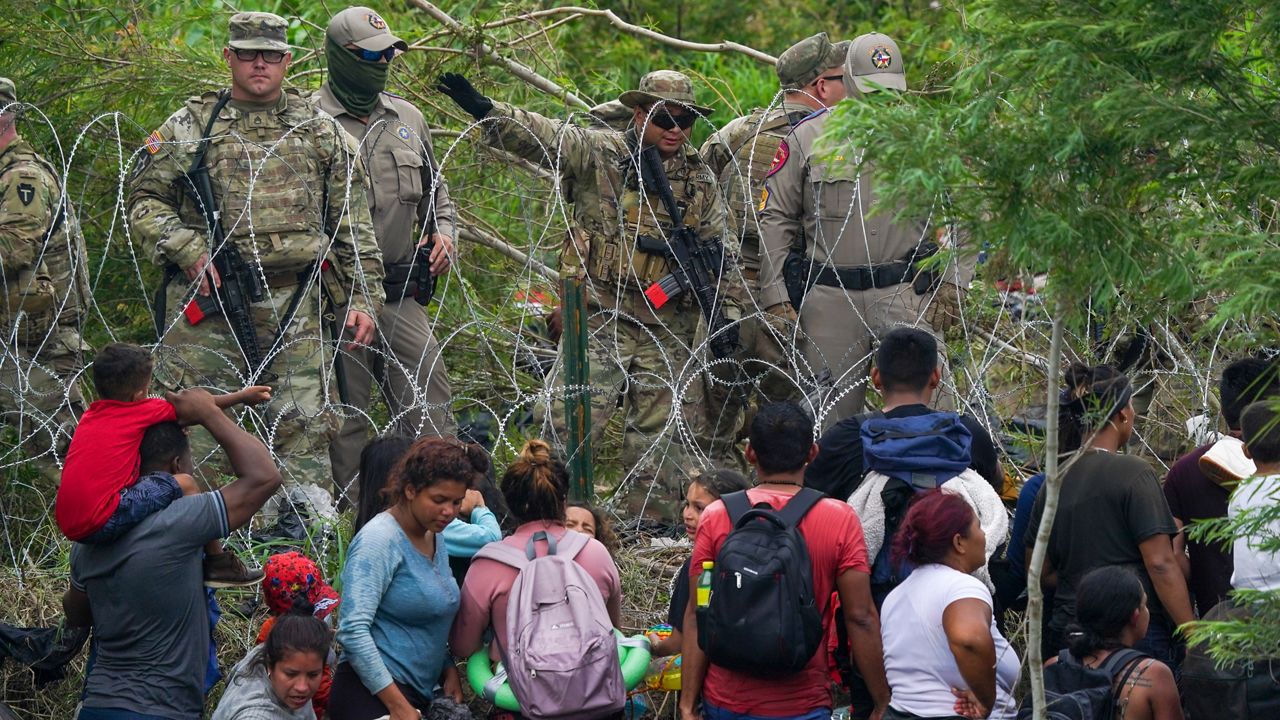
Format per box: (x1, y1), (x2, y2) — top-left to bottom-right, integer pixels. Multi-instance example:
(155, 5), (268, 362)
(128, 12), (384, 485)
(436, 70), (737, 522)
(759, 33), (970, 422)
(0, 77), (91, 481)
(316, 6), (458, 506)
(697, 32), (850, 466)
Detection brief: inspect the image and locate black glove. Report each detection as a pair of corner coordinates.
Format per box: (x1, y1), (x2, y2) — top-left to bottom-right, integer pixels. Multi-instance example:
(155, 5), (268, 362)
(435, 73), (493, 121)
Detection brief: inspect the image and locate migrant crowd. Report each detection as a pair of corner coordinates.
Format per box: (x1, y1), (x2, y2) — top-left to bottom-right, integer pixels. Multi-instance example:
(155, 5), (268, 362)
(2, 4), (1279, 720)
(49, 329), (1280, 720)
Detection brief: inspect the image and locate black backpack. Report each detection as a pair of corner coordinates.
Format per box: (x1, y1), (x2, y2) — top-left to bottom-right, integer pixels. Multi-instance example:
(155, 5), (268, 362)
(1180, 599), (1280, 719)
(697, 488), (824, 676)
(1016, 648), (1147, 720)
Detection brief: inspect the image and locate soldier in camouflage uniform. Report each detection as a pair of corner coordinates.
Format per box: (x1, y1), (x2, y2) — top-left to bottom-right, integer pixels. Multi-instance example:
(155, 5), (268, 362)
(128, 13), (384, 486)
(0, 77), (91, 481)
(437, 70), (736, 522)
(759, 33), (971, 422)
(696, 32), (850, 466)
(316, 7), (457, 507)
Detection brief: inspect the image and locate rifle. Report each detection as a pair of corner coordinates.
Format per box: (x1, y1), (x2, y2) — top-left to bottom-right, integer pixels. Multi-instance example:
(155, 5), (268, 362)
(179, 91), (268, 376)
(637, 146), (741, 360)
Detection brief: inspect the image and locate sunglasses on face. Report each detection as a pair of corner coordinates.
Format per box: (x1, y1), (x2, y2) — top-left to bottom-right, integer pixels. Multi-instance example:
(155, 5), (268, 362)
(231, 48), (287, 64)
(645, 107), (697, 131)
(349, 46), (397, 63)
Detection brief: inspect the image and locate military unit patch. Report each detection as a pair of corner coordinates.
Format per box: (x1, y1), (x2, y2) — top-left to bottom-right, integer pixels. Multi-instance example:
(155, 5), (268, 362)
(871, 46), (893, 69)
(145, 130), (164, 155)
(367, 13), (386, 29)
(16, 182), (35, 206)
(397, 125), (411, 141)
(765, 140), (789, 178)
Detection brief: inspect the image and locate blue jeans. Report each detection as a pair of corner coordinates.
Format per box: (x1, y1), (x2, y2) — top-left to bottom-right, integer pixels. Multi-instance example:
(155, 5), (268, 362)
(78, 708), (175, 720)
(81, 472), (182, 544)
(704, 701), (831, 720)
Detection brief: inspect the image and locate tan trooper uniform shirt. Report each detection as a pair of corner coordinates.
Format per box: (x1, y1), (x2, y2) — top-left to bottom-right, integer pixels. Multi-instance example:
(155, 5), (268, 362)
(127, 89), (385, 317)
(757, 107), (944, 309)
(699, 100), (815, 275)
(313, 86), (456, 266)
(484, 101), (735, 325)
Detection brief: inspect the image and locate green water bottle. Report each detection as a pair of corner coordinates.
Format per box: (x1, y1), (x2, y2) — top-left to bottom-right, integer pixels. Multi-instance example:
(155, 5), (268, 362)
(696, 560), (714, 607)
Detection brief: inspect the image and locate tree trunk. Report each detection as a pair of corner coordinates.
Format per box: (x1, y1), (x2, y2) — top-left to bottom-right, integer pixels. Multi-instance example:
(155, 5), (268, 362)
(1026, 312), (1064, 719)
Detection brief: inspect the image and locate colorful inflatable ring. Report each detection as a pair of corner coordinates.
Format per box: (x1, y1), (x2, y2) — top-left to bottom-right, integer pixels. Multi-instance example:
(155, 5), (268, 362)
(467, 629), (652, 711)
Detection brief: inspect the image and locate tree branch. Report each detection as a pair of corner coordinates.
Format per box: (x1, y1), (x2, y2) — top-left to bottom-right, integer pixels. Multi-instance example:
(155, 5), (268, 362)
(407, 0), (591, 109)
(1027, 312), (1064, 720)
(459, 224), (559, 283)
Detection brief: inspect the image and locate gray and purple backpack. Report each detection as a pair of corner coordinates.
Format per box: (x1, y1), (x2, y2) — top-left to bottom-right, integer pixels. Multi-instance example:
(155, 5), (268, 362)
(473, 530), (623, 719)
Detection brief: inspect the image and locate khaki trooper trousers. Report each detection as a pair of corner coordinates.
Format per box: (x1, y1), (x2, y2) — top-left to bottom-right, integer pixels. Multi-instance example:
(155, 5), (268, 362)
(541, 306), (702, 524)
(799, 282), (952, 426)
(328, 297), (456, 507)
(153, 282), (339, 489)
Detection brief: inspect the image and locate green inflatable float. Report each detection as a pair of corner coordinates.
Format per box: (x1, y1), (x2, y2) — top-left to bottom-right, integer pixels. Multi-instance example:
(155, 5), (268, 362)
(467, 630), (652, 711)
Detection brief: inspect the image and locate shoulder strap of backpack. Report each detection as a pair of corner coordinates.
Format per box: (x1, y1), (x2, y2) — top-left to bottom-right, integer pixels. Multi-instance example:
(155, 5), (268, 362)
(1101, 648), (1149, 685)
(723, 490), (753, 526)
(473, 540), (530, 571)
(776, 487), (824, 529)
(554, 529), (592, 560)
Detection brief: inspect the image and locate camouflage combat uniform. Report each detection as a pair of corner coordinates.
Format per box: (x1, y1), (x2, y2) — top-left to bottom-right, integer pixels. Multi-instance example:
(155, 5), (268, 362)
(316, 8), (457, 505)
(759, 33), (971, 422)
(0, 77), (91, 480)
(484, 72), (734, 521)
(128, 14), (384, 485)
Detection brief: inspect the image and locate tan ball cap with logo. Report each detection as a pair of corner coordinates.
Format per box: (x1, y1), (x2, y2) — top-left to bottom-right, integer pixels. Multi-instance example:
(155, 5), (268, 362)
(327, 7), (407, 52)
(618, 70), (714, 117)
(227, 12), (290, 52)
(846, 32), (907, 93)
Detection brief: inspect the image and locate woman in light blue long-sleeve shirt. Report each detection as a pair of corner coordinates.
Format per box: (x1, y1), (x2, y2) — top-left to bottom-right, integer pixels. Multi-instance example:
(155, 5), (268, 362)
(331, 437), (489, 720)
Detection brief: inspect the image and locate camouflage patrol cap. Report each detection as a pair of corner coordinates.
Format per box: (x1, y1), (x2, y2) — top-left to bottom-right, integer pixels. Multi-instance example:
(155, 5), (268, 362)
(0, 78), (15, 107)
(776, 32), (850, 90)
(228, 11), (290, 52)
(327, 6), (407, 52)
(587, 100), (633, 132)
(618, 70), (713, 117)
(846, 32), (907, 93)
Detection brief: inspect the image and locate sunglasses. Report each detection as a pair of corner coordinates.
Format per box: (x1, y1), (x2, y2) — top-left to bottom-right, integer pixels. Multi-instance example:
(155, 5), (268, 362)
(231, 48), (287, 64)
(645, 107), (697, 131)
(349, 46), (397, 63)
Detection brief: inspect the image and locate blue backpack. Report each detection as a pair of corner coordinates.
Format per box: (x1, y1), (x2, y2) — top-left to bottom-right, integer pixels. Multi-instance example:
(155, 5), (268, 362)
(860, 411), (973, 593)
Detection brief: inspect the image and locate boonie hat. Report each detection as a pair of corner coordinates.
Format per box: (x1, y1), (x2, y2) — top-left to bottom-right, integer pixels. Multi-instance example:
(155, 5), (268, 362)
(227, 11), (290, 52)
(618, 70), (713, 117)
(327, 6), (408, 52)
(846, 32), (907, 93)
(0, 78), (16, 107)
(776, 32), (850, 90)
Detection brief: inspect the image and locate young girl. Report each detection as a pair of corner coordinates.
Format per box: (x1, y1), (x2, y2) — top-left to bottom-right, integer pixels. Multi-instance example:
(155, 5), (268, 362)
(565, 501), (619, 557)
(648, 469), (750, 657)
(213, 597), (332, 719)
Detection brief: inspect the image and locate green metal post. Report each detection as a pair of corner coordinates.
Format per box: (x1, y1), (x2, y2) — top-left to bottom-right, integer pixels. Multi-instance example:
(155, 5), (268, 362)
(561, 276), (593, 501)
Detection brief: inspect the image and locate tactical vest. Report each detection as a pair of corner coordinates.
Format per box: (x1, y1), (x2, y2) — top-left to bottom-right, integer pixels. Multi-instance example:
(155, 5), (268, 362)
(720, 108), (810, 242)
(185, 91), (332, 273)
(0, 143), (89, 342)
(587, 150), (704, 299)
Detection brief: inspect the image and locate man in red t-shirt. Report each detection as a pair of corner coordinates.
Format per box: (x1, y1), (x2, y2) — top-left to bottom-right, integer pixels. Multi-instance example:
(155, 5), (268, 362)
(680, 402), (890, 720)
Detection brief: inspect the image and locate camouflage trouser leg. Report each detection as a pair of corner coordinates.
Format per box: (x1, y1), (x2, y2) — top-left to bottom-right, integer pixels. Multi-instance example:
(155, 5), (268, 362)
(543, 308), (698, 524)
(154, 283), (340, 492)
(697, 308), (802, 471)
(0, 326), (87, 483)
(329, 298), (456, 507)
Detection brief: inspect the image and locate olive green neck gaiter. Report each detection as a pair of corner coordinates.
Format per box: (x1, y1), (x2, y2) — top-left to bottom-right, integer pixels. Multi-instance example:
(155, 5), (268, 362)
(326, 37), (389, 117)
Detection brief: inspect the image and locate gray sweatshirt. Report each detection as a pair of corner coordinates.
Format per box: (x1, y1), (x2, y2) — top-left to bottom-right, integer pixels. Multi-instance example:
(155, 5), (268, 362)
(211, 644), (317, 720)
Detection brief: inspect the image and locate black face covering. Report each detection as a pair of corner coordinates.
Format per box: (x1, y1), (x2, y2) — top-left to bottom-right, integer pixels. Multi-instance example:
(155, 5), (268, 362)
(326, 36), (389, 117)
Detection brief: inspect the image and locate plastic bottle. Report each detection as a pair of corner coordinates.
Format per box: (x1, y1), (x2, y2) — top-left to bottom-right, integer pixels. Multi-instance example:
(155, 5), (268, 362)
(696, 560), (714, 607)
